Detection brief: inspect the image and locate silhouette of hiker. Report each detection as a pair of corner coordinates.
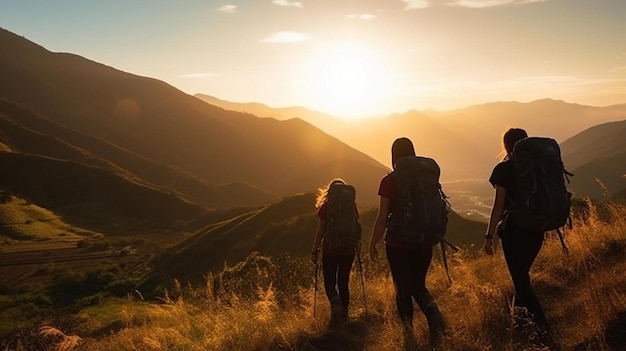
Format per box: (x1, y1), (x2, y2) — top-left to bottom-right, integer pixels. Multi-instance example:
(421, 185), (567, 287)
(311, 178), (359, 328)
(484, 128), (558, 349)
(369, 137), (445, 349)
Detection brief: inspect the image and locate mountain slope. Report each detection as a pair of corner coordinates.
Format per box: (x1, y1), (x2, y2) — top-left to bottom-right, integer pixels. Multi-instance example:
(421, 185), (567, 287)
(0, 152), (206, 228)
(561, 120), (626, 200)
(156, 193), (486, 283)
(0, 28), (388, 207)
(0, 97), (276, 208)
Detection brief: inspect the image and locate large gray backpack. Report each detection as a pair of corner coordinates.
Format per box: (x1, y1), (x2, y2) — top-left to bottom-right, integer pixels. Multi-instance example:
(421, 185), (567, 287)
(388, 156), (449, 247)
(508, 137), (573, 233)
(325, 183), (361, 249)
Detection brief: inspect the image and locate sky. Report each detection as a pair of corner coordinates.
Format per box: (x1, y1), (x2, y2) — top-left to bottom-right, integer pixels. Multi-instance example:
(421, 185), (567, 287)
(1, 0), (625, 118)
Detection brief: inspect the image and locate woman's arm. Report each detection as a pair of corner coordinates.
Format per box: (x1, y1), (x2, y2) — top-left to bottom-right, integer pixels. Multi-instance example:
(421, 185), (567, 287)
(369, 196), (391, 263)
(484, 185), (506, 255)
(311, 218), (325, 264)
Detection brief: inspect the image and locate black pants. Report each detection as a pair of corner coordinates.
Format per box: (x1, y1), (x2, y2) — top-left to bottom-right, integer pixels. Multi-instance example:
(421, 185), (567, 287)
(322, 253), (355, 310)
(386, 245), (439, 325)
(501, 230), (546, 323)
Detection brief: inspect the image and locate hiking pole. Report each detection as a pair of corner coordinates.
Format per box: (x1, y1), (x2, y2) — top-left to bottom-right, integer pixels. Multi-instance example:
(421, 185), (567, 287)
(440, 239), (460, 285)
(356, 247), (368, 315)
(313, 261), (319, 318)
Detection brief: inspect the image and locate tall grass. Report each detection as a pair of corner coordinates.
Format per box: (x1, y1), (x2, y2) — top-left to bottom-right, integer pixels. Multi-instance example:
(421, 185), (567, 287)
(8, 202), (626, 351)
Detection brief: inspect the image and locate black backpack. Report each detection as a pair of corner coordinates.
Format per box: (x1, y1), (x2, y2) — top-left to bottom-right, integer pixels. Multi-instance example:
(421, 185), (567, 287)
(388, 156), (449, 247)
(507, 137), (573, 234)
(325, 183), (361, 249)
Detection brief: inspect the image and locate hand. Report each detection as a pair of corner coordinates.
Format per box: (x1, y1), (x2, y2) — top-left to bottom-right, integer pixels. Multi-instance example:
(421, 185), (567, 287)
(369, 245), (379, 263)
(483, 238), (494, 256)
(310, 252), (318, 265)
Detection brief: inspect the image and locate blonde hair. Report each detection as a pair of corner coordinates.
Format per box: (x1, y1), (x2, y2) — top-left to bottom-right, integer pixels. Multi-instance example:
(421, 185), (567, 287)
(315, 178), (346, 208)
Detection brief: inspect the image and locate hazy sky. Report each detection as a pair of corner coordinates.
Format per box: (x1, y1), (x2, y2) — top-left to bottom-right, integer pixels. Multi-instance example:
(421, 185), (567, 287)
(1, 0), (625, 117)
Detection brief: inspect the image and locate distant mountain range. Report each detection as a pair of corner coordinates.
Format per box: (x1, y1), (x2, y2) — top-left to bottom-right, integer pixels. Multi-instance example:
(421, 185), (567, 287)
(196, 95), (626, 200)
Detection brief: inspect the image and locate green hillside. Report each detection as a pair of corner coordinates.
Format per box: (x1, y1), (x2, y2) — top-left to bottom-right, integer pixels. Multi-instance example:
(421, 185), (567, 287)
(155, 192), (485, 284)
(0, 152), (206, 229)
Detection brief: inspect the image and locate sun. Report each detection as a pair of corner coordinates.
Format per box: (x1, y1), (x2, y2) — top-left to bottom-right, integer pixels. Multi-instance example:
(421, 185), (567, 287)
(304, 42), (390, 119)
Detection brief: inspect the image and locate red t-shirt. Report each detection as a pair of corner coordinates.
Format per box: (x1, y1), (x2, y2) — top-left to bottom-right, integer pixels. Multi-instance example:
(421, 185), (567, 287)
(317, 202), (358, 255)
(378, 173), (421, 249)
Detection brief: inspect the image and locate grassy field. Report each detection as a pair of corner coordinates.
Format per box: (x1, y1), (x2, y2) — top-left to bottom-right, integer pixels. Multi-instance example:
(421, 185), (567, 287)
(0, 195), (99, 245)
(3, 200), (624, 351)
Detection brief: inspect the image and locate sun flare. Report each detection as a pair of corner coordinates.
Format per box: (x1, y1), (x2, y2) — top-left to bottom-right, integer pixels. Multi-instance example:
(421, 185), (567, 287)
(304, 42), (390, 119)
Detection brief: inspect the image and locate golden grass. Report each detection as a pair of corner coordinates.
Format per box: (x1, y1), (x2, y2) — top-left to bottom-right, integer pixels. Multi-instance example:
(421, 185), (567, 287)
(12, 202), (626, 351)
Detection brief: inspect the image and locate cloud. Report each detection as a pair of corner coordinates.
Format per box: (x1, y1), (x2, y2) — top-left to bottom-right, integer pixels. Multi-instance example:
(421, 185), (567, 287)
(403, 0), (431, 10)
(610, 66), (626, 73)
(260, 31), (310, 43)
(217, 5), (237, 14)
(402, 0), (548, 10)
(272, 0), (303, 7)
(346, 14), (377, 20)
(447, 0), (548, 8)
(178, 73), (216, 78)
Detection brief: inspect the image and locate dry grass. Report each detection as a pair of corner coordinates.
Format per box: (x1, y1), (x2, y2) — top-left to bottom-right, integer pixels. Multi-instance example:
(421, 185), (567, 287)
(7, 202), (626, 351)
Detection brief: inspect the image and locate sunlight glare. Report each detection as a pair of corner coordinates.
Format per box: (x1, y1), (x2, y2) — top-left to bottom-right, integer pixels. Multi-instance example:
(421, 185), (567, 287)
(305, 42), (390, 119)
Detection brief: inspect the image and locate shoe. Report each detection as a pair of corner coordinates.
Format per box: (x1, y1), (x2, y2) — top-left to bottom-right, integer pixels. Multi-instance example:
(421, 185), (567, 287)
(329, 303), (345, 328)
(426, 308), (445, 348)
(401, 321), (419, 351)
(534, 321), (559, 350)
(300, 342), (318, 351)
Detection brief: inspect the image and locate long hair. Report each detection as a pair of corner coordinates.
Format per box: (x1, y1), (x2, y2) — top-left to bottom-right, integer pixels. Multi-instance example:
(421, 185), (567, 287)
(391, 137), (416, 169)
(502, 128), (528, 160)
(315, 178), (346, 208)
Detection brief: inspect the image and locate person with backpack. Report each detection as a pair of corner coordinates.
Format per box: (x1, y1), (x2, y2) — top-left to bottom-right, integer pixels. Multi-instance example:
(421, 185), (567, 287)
(311, 178), (361, 327)
(484, 128), (570, 349)
(369, 137), (447, 349)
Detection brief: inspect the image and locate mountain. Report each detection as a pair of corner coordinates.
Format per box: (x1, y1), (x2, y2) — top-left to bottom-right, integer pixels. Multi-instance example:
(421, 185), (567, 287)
(197, 96), (626, 182)
(0, 98), (276, 209)
(0, 151), (206, 227)
(0, 28), (389, 210)
(194, 94), (339, 130)
(561, 120), (626, 200)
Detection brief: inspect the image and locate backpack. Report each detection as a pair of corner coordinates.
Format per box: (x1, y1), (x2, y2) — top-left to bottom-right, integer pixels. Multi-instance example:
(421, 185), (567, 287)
(507, 137), (573, 233)
(325, 183), (361, 249)
(387, 156), (449, 247)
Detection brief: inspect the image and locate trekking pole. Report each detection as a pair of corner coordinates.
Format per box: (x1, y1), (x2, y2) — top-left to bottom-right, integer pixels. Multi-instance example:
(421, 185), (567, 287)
(440, 239), (460, 285)
(313, 261), (319, 318)
(356, 247), (368, 315)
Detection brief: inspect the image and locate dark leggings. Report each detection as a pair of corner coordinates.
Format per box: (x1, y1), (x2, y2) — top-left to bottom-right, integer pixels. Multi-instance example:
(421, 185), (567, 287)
(322, 254), (355, 310)
(501, 231), (546, 323)
(386, 245), (438, 324)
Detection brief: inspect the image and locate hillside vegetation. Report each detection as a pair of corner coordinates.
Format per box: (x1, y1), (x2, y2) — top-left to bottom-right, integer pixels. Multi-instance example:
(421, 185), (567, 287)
(4, 201), (625, 351)
(153, 192), (485, 285)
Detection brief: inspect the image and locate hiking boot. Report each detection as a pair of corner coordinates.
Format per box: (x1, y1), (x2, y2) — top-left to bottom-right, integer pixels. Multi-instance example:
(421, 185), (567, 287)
(329, 303), (346, 328)
(534, 321), (559, 350)
(340, 306), (348, 320)
(300, 342), (318, 351)
(401, 320), (419, 351)
(426, 307), (445, 349)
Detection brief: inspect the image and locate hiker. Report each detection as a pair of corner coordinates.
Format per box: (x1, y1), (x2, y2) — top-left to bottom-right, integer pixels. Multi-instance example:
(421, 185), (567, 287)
(311, 178), (361, 327)
(369, 137), (446, 347)
(484, 127), (560, 347)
